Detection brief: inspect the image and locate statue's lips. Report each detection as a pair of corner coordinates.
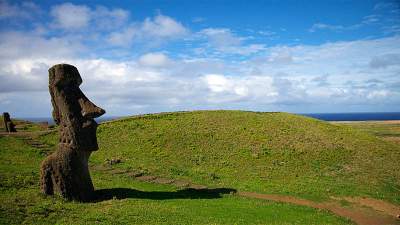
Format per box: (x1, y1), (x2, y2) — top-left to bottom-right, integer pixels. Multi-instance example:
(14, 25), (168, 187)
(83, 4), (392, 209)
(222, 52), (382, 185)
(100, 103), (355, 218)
(82, 119), (97, 129)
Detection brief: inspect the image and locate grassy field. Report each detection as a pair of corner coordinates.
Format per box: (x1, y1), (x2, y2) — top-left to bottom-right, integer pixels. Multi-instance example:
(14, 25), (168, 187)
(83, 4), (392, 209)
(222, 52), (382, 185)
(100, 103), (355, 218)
(1, 110), (400, 224)
(332, 120), (400, 145)
(0, 135), (351, 224)
(0, 115), (49, 132)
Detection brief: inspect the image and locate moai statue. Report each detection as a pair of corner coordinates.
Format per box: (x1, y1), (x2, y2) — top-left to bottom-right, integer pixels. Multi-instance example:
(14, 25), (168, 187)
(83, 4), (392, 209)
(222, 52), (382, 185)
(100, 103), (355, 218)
(3, 112), (16, 132)
(40, 64), (105, 201)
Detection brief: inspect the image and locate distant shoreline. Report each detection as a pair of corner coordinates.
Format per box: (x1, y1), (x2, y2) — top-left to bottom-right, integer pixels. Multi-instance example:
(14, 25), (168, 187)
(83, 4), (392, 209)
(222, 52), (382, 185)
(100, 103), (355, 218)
(15, 112), (400, 124)
(330, 120), (400, 124)
(301, 112), (400, 121)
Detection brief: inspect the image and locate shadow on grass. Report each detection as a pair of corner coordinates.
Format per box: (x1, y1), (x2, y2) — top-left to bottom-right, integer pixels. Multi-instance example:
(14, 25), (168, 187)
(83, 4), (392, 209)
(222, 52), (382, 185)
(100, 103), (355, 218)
(93, 187), (237, 202)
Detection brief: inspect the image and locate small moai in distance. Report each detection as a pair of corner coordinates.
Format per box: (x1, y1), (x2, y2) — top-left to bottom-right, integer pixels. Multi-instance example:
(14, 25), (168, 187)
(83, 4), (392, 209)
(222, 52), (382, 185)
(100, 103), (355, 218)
(40, 64), (105, 201)
(3, 112), (16, 132)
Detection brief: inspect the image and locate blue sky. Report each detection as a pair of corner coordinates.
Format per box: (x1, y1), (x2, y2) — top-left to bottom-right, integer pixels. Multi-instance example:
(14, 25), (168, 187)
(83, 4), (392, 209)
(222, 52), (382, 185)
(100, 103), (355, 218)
(0, 0), (399, 117)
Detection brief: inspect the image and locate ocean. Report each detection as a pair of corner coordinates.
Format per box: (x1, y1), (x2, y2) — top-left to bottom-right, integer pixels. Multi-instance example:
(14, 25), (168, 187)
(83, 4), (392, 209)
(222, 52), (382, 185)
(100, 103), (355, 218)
(301, 112), (400, 121)
(18, 112), (400, 124)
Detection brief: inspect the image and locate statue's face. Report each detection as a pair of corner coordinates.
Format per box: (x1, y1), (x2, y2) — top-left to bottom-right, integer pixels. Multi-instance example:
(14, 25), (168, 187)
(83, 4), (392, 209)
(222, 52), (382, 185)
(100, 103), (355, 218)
(49, 64), (105, 151)
(67, 83), (105, 151)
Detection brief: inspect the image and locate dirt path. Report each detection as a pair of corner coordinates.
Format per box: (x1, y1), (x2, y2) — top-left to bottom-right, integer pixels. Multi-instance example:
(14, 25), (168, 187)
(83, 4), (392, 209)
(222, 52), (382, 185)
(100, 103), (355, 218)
(0, 130), (55, 137)
(330, 120), (400, 125)
(0, 131), (55, 155)
(239, 192), (400, 225)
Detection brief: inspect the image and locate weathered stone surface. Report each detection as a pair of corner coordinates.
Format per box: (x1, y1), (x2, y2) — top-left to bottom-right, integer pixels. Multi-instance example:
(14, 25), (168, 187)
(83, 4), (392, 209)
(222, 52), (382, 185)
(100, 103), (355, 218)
(40, 64), (105, 201)
(2, 112), (16, 132)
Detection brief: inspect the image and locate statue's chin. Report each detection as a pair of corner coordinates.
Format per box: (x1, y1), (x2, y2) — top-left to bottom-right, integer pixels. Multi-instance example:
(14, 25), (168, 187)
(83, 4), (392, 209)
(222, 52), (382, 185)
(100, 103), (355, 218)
(77, 120), (99, 151)
(85, 145), (99, 152)
(79, 139), (99, 151)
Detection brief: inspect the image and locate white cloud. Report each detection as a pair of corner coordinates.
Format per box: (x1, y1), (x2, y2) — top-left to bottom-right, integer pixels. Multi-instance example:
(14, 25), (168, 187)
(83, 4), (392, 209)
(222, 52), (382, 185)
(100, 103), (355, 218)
(93, 6), (129, 30)
(258, 30), (276, 36)
(369, 53), (400, 69)
(367, 90), (389, 99)
(139, 52), (171, 67)
(202, 74), (277, 103)
(50, 3), (130, 31)
(51, 3), (91, 30)
(309, 23), (346, 32)
(0, 1), (41, 20)
(0, 31), (84, 59)
(250, 36), (400, 76)
(107, 14), (188, 47)
(309, 15), (381, 33)
(0, 1), (399, 115)
(362, 15), (380, 25)
(198, 28), (266, 55)
(203, 74), (232, 93)
(200, 28), (242, 46)
(142, 14), (188, 38)
(310, 3), (399, 34)
(1, 32), (400, 115)
(266, 48), (293, 64)
(107, 26), (137, 47)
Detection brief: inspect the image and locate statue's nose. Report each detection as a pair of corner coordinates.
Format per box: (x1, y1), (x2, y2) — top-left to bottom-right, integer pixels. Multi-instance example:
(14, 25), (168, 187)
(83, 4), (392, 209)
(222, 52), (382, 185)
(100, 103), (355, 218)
(77, 89), (105, 119)
(81, 102), (105, 119)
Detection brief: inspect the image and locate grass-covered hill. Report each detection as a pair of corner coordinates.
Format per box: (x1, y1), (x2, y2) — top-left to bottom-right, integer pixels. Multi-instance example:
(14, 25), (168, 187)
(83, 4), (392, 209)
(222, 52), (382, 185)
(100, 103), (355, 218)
(1, 110), (399, 224)
(42, 110), (400, 203)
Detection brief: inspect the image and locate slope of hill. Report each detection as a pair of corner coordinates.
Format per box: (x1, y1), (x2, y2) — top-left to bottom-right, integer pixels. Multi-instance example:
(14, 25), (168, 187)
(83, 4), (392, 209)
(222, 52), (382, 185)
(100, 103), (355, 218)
(42, 110), (400, 203)
(2, 110), (399, 224)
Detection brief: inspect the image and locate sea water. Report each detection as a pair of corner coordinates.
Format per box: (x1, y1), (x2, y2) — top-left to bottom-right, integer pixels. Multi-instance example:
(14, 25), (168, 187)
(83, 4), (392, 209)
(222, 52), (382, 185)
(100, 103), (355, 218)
(302, 112), (400, 121)
(19, 112), (400, 124)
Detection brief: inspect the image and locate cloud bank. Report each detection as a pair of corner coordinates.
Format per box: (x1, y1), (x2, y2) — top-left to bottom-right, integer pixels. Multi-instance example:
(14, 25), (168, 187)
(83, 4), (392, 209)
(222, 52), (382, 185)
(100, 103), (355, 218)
(0, 1), (399, 117)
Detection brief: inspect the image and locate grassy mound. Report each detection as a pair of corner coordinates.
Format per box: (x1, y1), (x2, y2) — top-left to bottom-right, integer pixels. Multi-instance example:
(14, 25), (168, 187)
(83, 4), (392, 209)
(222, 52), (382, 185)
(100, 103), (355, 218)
(42, 110), (400, 203)
(0, 136), (351, 224)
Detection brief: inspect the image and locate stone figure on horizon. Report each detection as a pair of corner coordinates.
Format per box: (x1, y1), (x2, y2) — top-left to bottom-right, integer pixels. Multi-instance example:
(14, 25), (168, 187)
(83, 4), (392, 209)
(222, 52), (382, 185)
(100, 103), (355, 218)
(3, 112), (16, 132)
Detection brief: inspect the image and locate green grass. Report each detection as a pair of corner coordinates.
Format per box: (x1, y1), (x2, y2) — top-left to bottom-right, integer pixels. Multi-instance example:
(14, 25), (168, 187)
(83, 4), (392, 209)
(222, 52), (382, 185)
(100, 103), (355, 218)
(97, 111), (400, 202)
(38, 110), (400, 204)
(0, 115), (47, 132)
(2, 110), (400, 224)
(333, 121), (400, 138)
(0, 135), (352, 224)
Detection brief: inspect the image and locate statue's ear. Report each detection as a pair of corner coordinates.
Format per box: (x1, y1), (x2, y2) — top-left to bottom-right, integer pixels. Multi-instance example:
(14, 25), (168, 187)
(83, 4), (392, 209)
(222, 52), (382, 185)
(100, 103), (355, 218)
(52, 109), (60, 125)
(49, 86), (61, 125)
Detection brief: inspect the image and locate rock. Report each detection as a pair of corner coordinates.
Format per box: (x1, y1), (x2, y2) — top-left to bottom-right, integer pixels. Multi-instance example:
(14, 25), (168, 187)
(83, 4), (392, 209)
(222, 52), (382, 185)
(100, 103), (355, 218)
(127, 171), (144, 178)
(3, 112), (16, 132)
(106, 158), (122, 165)
(38, 122), (49, 129)
(40, 64), (105, 202)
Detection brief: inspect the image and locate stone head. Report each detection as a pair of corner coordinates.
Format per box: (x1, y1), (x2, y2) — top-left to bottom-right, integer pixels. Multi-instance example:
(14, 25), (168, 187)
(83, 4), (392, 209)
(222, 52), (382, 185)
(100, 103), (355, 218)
(3, 112), (10, 121)
(49, 64), (105, 151)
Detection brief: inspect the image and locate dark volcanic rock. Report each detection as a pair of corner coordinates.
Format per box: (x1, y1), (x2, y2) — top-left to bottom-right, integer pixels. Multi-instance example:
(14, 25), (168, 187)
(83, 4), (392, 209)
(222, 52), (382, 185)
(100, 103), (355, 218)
(3, 112), (16, 132)
(40, 64), (105, 202)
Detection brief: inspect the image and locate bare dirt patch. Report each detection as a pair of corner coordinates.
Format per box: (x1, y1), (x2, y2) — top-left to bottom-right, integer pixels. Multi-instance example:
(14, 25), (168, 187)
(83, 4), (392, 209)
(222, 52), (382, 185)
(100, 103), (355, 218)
(239, 192), (400, 225)
(330, 120), (400, 125)
(383, 136), (400, 144)
(332, 196), (400, 218)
